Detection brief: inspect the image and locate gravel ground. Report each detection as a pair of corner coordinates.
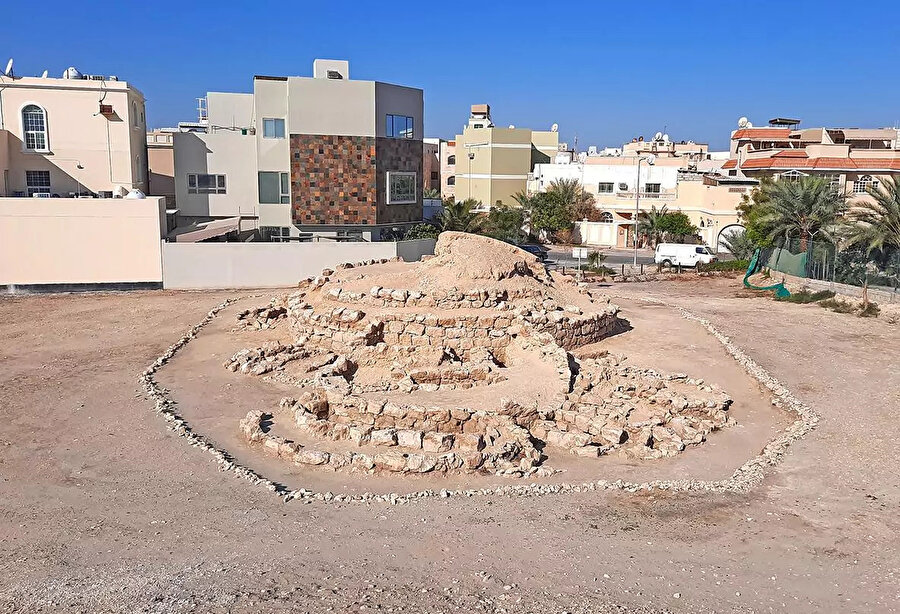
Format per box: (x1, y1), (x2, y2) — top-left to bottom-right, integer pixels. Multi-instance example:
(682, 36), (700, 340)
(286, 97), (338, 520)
(1, 280), (898, 613)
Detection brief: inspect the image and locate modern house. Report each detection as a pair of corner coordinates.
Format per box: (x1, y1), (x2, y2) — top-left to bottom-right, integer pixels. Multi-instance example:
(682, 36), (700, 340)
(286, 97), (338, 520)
(452, 104), (559, 209)
(0, 65), (148, 198)
(722, 117), (900, 202)
(172, 59), (424, 241)
(531, 133), (746, 249)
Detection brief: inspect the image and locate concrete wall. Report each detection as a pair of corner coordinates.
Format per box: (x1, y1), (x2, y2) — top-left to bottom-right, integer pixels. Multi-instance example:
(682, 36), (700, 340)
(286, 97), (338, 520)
(374, 82), (424, 140)
(0, 197), (165, 288)
(288, 77), (376, 137)
(0, 75), (147, 196)
(161, 238), (436, 289)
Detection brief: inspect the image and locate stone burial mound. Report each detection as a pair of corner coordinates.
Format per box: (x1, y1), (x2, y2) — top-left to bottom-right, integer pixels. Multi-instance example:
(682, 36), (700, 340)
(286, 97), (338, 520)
(226, 232), (733, 478)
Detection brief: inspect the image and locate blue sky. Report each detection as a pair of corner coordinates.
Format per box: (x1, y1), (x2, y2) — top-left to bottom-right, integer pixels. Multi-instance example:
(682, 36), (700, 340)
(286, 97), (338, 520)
(4, 0), (900, 150)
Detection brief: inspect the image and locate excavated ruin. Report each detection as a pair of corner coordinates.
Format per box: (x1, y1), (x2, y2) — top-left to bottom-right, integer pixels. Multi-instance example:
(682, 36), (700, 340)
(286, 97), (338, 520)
(226, 232), (732, 478)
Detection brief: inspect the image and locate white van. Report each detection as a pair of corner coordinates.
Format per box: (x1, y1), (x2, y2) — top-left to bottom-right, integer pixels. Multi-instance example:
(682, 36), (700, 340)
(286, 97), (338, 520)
(654, 243), (717, 267)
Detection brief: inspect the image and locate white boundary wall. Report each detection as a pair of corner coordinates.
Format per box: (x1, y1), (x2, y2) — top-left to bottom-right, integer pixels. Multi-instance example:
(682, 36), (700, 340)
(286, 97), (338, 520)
(161, 239), (435, 289)
(1, 197), (165, 289)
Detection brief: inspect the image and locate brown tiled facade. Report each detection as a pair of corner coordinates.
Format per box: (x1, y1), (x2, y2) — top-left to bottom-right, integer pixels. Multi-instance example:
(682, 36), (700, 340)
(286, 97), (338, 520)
(290, 134), (422, 226)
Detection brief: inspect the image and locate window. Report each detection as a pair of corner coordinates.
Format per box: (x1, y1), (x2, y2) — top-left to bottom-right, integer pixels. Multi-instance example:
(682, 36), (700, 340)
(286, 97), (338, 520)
(644, 183), (661, 196)
(387, 172), (416, 204)
(26, 170), (51, 196)
(261, 226), (292, 242)
(133, 102), (138, 126)
(263, 118), (285, 139)
(22, 105), (48, 151)
(447, 155), (456, 165)
(780, 170), (805, 182)
(695, 247), (706, 254)
(447, 176), (455, 186)
(853, 174), (878, 194)
(430, 171), (439, 180)
(386, 114), (414, 139)
(598, 182), (614, 193)
(188, 173), (226, 194)
(258, 171), (290, 204)
(599, 211), (614, 223)
(822, 174), (841, 190)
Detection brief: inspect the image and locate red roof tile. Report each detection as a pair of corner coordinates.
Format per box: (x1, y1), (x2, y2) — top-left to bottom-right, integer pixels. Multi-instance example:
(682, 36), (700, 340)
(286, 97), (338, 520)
(723, 156), (900, 171)
(773, 150), (808, 158)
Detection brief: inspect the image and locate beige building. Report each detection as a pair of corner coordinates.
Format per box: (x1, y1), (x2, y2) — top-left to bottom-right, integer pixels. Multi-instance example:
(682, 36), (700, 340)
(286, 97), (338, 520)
(532, 133), (745, 249)
(452, 104), (558, 208)
(0, 67), (147, 198)
(722, 117), (900, 203)
(440, 139), (456, 200)
(147, 129), (175, 207)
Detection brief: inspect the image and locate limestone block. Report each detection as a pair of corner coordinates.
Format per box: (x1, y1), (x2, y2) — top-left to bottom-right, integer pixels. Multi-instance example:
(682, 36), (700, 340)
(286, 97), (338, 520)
(422, 432), (454, 453)
(294, 449), (330, 465)
(374, 451), (407, 472)
(397, 429), (424, 449)
(371, 428), (398, 447)
(455, 433), (485, 452)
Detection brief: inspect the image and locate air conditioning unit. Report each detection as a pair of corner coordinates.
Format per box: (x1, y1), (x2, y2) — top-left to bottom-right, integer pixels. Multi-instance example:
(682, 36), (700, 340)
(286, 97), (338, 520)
(618, 182), (629, 191)
(32, 192), (51, 198)
(99, 104), (114, 116)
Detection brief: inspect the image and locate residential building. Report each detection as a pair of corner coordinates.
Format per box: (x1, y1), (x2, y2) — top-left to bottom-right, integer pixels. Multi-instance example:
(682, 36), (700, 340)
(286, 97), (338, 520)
(453, 104), (559, 208)
(722, 117), (900, 202)
(172, 59), (424, 241)
(531, 133), (745, 248)
(440, 139), (456, 200)
(147, 129), (175, 207)
(423, 138), (442, 194)
(0, 66), (147, 198)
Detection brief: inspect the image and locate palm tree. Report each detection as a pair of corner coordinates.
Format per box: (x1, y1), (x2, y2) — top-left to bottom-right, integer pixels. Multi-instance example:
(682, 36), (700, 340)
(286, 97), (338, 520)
(438, 198), (487, 233)
(760, 176), (847, 249)
(423, 187), (441, 200)
(718, 229), (755, 260)
(637, 204), (669, 247)
(845, 177), (900, 255)
(546, 178), (595, 219)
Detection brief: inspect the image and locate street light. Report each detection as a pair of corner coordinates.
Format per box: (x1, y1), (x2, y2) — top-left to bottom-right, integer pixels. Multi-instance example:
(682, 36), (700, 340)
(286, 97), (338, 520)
(633, 154), (656, 266)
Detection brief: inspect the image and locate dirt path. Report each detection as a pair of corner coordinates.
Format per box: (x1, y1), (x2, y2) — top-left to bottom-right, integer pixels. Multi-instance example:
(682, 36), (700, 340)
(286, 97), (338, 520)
(1, 282), (898, 613)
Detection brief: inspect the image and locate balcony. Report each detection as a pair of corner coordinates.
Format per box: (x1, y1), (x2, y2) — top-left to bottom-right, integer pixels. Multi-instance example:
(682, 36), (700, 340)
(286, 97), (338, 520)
(615, 190), (676, 200)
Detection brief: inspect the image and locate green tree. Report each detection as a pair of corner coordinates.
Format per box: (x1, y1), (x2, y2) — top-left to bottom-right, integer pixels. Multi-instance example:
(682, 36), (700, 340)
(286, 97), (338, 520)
(404, 222), (440, 240)
(759, 176), (847, 249)
(637, 204), (669, 247)
(438, 198), (487, 233)
(545, 178), (595, 220)
(485, 204), (526, 243)
(523, 192), (573, 240)
(737, 177), (776, 248)
(423, 187), (441, 200)
(657, 211), (698, 243)
(845, 177), (900, 255)
(718, 229), (755, 259)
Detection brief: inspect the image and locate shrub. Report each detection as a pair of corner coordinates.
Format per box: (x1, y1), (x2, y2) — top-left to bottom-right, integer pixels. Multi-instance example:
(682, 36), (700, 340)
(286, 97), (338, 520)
(818, 298), (855, 313)
(858, 302), (881, 318)
(700, 259), (749, 272)
(776, 289), (835, 304)
(404, 223), (440, 240)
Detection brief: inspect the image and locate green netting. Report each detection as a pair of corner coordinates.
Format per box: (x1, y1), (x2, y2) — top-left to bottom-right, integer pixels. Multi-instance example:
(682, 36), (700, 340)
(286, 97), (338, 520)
(766, 247), (807, 277)
(743, 249), (790, 297)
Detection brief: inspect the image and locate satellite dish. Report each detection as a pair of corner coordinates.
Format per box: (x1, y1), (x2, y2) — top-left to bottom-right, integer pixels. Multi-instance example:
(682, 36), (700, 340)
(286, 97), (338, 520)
(551, 123), (559, 132)
(40, 69), (48, 78)
(738, 116), (749, 128)
(662, 133), (670, 143)
(646, 154), (656, 165)
(3, 58), (12, 77)
(508, 124), (515, 129)
(654, 131), (663, 141)
(745, 121), (753, 128)
(124, 189), (146, 200)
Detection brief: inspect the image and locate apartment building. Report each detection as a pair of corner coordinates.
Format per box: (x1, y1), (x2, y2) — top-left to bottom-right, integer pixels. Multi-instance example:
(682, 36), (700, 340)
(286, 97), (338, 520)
(440, 139), (456, 200)
(173, 59), (424, 241)
(722, 117), (900, 201)
(0, 65), (147, 198)
(531, 133), (745, 248)
(147, 129), (175, 207)
(423, 138), (442, 194)
(452, 104), (558, 208)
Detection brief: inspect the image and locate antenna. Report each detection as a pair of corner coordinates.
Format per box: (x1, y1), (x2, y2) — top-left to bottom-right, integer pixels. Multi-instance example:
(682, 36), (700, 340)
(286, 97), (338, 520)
(3, 58), (13, 77)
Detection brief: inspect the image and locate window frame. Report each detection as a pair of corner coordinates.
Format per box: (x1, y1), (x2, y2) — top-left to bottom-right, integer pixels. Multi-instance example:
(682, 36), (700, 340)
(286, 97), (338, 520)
(386, 171), (417, 204)
(597, 182), (614, 193)
(262, 118), (286, 139)
(447, 176), (455, 186)
(643, 183), (661, 196)
(25, 169), (51, 196)
(21, 104), (49, 152)
(258, 171), (290, 204)
(187, 173), (227, 194)
(598, 211), (614, 223)
(447, 154), (456, 165)
(852, 174), (878, 194)
(385, 114), (414, 139)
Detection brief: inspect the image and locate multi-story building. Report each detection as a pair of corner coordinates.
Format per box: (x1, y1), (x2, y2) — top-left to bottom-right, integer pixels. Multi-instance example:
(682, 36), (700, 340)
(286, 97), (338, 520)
(0, 66), (147, 198)
(722, 117), (900, 202)
(147, 129), (175, 207)
(423, 137), (442, 194)
(172, 59), (424, 241)
(453, 104), (559, 208)
(531, 133), (746, 248)
(440, 139), (456, 200)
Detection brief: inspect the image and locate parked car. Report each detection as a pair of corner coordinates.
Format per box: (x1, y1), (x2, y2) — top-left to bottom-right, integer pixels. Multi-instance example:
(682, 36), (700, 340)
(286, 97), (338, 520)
(654, 243), (717, 267)
(517, 243), (548, 261)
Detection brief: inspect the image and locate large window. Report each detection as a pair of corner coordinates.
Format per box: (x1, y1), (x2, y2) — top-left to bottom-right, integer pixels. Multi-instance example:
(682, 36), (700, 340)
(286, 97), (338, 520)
(22, 105), (48, 151)
(598, 211), (614, 223)
(853, 174), (878, 194)
(188, 173), (226, 194)
(26, 170), (51, 196)
(780, 170), (806, 182)
(263, 118), (285, 139)
(259, 171), (290, 204)
(644, 183), (661, 196)
(598, 182), (614, 193)
(386, 114), (414, 139)
(387, 172), (416, 204)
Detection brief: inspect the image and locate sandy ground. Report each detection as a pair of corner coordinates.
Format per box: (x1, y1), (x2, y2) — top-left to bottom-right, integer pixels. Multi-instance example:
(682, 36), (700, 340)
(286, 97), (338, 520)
(1, 279), (898, 613)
